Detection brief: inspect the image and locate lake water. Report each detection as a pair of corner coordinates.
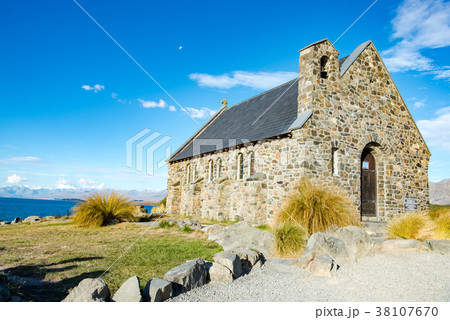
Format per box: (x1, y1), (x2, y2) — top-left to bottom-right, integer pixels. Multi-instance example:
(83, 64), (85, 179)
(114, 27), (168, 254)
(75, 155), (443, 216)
(0, 197), (154, 222)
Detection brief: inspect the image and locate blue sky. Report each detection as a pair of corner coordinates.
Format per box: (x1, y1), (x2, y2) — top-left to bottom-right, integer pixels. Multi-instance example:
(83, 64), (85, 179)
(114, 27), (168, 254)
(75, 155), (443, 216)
(0, 0), (449, 191)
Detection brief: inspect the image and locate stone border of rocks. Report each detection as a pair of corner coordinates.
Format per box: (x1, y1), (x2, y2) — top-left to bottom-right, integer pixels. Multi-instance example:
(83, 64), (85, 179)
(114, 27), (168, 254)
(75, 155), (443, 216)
(61, 247), (265, 302)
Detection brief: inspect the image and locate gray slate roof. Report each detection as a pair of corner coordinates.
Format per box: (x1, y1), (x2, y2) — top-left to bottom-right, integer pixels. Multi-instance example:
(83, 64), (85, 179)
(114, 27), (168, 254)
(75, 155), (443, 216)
(170, 79), (299, 162)
(169, 40), (373, 162)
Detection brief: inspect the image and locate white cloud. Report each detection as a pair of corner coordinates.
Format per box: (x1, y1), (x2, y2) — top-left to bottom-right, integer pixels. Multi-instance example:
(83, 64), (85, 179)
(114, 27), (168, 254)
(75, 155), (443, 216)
(138, 99), (168, 109)
(0, 156), (43, 164)
(179, 46), (183, 50)
(81, 84), (105, 92)
(417, 106), (450, 150)
(7, 174), (27, 184)
(382, 0), (450, 79)
(111, 92), (127, 103)
(413, 99), (426, 109)
(169, 105), (176, 112)
(78, 178), (105, 189)
(181, 107), (216, 119)
(55, 178), (76, 189)
(189, 71), (298, 90)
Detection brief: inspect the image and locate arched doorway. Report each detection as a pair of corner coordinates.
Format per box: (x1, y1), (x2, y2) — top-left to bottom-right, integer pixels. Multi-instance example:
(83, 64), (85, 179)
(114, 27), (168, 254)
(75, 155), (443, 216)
(361, 149), (377, 218)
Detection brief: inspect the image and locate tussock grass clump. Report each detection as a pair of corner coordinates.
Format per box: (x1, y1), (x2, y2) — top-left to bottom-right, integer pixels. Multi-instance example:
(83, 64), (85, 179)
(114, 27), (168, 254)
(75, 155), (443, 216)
(387, 206), (450, 241)
(72, 191), (137, 227)
(274, 222), (306, 258)
(278, 179), (359, 234)
(387, 213), (432, 241)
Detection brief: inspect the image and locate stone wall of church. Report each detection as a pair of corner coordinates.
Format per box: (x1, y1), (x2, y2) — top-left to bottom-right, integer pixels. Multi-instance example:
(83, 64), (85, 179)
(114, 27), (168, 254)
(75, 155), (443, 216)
(166, 40), (430, 224)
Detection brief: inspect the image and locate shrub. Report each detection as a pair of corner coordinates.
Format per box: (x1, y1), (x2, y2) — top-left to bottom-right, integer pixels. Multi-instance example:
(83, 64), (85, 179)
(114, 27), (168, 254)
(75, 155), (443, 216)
(278, 178), (359, 234)
(274, 222), (306, 258)
(182, 225), (193, 233)
(387, 213), (432, 241)
(72, 191), (137, 227)
(158, 220), (173, 229)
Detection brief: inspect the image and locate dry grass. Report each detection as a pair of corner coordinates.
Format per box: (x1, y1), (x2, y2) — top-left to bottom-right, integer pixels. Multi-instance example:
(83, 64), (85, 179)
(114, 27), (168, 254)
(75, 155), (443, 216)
(387, 212), (432, 241)
(278, 178), (360, 235)
(72, 191), (137, 227)
(274, 222), (306, 258)
(0, 220), (221, 301)
(387, 206), (450, 241)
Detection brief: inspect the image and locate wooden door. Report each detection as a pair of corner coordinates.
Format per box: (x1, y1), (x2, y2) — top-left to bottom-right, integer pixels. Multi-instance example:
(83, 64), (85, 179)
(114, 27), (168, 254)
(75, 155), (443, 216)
(361, 152), (376, 217)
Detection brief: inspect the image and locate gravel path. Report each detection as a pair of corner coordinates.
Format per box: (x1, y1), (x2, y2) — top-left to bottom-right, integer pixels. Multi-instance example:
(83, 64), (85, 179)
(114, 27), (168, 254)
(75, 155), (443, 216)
(170, 252), (450, 302)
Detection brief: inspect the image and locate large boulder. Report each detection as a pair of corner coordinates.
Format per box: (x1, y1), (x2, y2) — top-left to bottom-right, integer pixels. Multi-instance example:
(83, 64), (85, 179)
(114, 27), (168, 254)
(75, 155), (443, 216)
(213, 252), (242, 278)
(307, 256), (338, 277)
(164, 258), (207, 293)
(62, 278), (110, 302)
(24, 216), (41, 223)
(208, 221), (275, 256)
(424, 239), (450, 254)
(333, 226), (375, 260)
(143, 278), (172, 302)
(200, 224), (224, 236)
(208, 263), (233, 282)
(0, 282), (10, 302)
(381, 239), (429, 253)
(297, 232), (355, 268)
(112, 276), (142, 302)
(213, 248), (262, 273)
(11, 218), (22, 224)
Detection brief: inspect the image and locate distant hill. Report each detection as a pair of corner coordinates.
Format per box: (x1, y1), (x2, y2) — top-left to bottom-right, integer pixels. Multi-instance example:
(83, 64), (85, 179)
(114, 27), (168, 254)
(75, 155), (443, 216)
(0, 186), (166, 202)
(430, 179), (450, 205)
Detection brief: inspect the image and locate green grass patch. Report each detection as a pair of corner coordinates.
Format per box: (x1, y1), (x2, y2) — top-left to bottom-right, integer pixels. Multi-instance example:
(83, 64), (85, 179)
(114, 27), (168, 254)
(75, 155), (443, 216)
(0, 221), (221, 301)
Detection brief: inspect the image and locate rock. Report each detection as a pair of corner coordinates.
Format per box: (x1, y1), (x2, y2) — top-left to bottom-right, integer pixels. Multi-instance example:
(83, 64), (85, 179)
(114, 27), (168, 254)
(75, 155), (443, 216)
(0, 221), (10, 225)
(424, 239), (450, 254)
(168, 220), (177, 226)
(164, 258), (207, 293)
(177, 220), (187, 229)
(112, 276), (142, 302)
(143, 278), (172, 302)
(9, 295), (26, 302)
(381, 239), (429, 253)
(62, 278), (110, 302)
(209, 263), (233, 282)
(307, 256), (338, 277)
(208, 221), (275, 257)
(297, 232), (355, 268)
(11, 217), (22, 224)
(0, 282), (10, 302)
(214, 248), (261, 273)
(23, 216), (41, 223)
(333, 226), (375, 260)
(44, 216), (55, 220)
(200, 224), (224, 236)
(213, 253), (242, 278)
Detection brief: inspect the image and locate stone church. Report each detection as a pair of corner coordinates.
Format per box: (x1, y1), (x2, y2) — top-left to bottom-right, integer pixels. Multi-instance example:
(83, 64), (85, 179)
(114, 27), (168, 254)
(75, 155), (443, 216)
(166, 39), (430, 225)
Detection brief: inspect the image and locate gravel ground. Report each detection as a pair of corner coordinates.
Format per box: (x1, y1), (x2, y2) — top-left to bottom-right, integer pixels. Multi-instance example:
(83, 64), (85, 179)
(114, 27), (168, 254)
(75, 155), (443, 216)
(170, 252), (450, 302)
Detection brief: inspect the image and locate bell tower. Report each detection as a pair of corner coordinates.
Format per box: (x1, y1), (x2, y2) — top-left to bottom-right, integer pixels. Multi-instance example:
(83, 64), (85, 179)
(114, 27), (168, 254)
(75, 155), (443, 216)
(297, 39), (340, 116)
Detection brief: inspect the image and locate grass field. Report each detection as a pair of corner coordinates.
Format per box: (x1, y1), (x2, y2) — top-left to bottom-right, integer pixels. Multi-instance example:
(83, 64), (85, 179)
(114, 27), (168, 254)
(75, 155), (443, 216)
(0, 220), (222, 301)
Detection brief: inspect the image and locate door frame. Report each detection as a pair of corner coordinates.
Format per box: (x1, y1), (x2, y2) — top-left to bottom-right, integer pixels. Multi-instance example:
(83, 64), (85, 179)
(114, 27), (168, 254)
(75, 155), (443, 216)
(360, 147), (378, 220)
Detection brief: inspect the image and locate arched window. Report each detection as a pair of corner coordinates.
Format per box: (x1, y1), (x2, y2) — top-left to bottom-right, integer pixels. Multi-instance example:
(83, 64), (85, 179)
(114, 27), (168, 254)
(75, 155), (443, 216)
(216, 158), (222, 178)
(208, 160), (214, 182)
(320, 56), (328, 79)
(193, 164), (198, 181)
(186, 164), (191, 184)
(237, 153), (244, 179)
(248, 152), (255, 176)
